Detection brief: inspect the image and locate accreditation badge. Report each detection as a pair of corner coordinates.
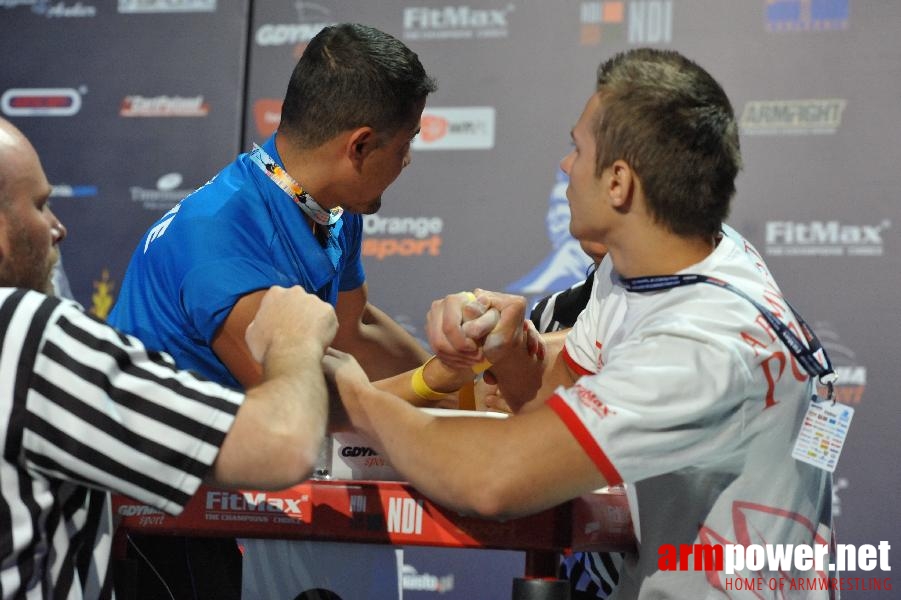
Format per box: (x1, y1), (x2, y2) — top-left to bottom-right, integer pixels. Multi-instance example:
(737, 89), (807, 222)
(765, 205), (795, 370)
(791, 399), (854, 473)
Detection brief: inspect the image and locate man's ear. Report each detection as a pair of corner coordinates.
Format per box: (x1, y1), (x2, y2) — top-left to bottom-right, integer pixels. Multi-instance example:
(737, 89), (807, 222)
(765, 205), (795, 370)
(608, 159), (635, 210)
(345, 126), (378, 170)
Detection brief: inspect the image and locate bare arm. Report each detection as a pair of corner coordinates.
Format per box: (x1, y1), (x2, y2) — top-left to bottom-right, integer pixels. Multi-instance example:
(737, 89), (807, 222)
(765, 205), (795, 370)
(333, 284), (431, 380)
(210, 286), (336, 490)
(519, 330), (578, 411)
(210, 285), (471, 411)
(479, 330), (579, 414)
(211, 289), (267, 389)
(211, 284), (435, 390)
(324, 349), (605, 519)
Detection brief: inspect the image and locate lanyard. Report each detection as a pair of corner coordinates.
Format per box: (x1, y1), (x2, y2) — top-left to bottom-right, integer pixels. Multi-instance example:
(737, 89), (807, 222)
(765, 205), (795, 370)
(619, 273), (838, 401)
(248, 144), (343, 228)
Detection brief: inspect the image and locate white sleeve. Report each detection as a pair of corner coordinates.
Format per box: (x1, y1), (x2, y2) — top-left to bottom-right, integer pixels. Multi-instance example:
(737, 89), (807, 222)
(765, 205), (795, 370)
(550, 319), (755, 485)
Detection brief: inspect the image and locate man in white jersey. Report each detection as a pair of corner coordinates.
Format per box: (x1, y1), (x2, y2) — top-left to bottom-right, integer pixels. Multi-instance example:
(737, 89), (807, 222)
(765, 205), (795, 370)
(0, 117), (340, 599)
(324, 48), (836, 598)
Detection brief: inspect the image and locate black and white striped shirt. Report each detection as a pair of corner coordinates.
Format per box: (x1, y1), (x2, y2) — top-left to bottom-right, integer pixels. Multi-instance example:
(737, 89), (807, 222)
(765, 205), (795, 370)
(0, 288), (243, 599)
(529, 268), (624, 600)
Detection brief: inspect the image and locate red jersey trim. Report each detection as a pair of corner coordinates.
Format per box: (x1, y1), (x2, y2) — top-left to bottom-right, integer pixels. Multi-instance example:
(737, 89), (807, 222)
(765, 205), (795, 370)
(562, 344), (594, 376)
(548, 394), (623, 486)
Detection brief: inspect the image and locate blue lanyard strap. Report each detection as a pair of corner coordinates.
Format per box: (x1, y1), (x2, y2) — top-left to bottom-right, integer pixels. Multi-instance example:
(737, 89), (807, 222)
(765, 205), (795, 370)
(619, 273), (837, 400)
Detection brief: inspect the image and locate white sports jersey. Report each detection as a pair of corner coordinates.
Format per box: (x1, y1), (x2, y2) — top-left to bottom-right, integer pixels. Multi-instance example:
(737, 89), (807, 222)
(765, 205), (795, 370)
(551, 227), (835, 598)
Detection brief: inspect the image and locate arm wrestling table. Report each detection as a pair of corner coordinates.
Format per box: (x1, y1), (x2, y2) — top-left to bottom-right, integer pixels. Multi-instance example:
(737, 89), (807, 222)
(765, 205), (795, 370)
(112, 480), (634, 599)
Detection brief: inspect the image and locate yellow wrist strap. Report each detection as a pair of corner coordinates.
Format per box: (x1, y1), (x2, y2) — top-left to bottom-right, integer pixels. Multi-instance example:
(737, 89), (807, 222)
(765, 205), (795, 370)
(411, 356), (450, 401)
(472, 358), (492, 374)
(457, 379), (476, 411)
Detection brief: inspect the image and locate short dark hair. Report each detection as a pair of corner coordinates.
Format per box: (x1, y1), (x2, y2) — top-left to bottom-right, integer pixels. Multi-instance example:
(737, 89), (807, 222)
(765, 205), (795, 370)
(279, 23), (438, 149)
(592, 48), (742, 238)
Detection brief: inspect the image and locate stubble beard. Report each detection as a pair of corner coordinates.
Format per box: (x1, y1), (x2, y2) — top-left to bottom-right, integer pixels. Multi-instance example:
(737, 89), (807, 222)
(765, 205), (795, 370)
(0, 230), (57, 295)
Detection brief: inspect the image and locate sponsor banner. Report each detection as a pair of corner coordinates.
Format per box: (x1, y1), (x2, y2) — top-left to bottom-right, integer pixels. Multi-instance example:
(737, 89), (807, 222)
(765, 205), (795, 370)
(120, 95), (210, 117)
(117, 0), (216, 13)
(51, 184), (98, 198)
(0, 0), (97, 17)
(412, 107), (495, 151)
(252, 98), (281, 138)
(255, 21), (332, 47)
(1, 88), (82, 117)
(401, 565), (455, 594)
(402, 4), (514, 40)
(740, 99), (846, 135)
(361, 214), (445, 260)
(764, 219), (890, 257)
(204, 489), (310, 526)
(114, 482), (633, 550)
(31, 1), (97, 17)
(329, 430), (402, 481)
(765, 0), (849, 32)
(254, 2), (333, 48)
(129, 172), (194, 211)
(579, 1), (673, 46)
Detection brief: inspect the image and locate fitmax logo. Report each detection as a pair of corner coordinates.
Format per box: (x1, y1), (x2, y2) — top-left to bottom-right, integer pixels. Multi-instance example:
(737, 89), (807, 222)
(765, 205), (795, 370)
(765, 220), (890, 256)
(404, 5), (509, 28)
(403, 4), (513, 40)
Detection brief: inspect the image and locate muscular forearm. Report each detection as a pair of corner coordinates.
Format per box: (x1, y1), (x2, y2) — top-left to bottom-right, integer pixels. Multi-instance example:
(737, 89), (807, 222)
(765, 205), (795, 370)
(489, 332), (574, 413)
(348, 386), (600, 519)
(211, 340), (329, 489)
(335, 303), (430, 380)
(374, 355), (474, 408)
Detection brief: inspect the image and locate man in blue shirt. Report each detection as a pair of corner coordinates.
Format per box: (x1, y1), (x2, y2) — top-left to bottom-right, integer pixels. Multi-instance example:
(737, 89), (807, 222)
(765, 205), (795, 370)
(109, 23), (469, 599)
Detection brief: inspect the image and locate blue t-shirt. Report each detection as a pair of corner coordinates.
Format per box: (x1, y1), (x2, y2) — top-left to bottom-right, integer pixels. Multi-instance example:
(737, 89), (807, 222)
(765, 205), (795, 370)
(108, 134), (365, 389)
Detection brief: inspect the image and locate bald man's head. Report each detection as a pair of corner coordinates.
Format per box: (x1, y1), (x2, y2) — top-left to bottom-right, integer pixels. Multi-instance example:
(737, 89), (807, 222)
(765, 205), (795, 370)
(0, 118), (67, 293)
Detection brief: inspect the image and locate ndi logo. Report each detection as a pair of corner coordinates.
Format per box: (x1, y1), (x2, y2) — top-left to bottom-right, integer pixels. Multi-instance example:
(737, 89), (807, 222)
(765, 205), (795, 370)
(579, 1), (672, 46)
(765, 219), (890, 257)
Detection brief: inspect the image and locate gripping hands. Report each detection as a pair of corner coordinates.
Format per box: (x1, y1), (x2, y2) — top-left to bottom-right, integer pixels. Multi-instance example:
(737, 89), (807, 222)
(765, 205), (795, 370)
(426, 289), (545, 409)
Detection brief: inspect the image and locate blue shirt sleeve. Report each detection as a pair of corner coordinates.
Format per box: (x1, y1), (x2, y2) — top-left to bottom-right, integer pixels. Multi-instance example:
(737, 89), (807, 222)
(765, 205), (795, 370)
(338, 213), (366, 292)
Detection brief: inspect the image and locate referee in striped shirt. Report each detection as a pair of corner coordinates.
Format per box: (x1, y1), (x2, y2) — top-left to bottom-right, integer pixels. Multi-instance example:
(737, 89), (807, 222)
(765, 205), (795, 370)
(527, 239), (625, 600)
(0, 117), (338, 599)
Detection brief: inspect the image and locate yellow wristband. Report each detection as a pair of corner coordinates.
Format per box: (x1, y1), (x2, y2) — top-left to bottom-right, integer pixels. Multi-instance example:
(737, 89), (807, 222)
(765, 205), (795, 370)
(411, 356), (450, 401)
(457, 379), (476, 411)
(472, 358), (492, 374)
